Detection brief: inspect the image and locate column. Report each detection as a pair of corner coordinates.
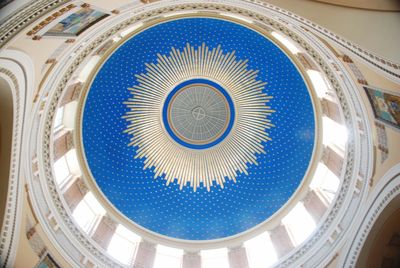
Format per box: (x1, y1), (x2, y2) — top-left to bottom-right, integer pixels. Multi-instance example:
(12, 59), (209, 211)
(91, 215), (117, 249)
(296, 53), (318, 71)
(269, 224), (294, 258)
(53, 130), (73, 161)
(323, 146), (343, 177)
(321, 98), (342, 124)
(133, 240), (156, 268)
(63, 177), (88, 211)
(60, 82), (83, 106)
(228, 245), (249, 268)
(303, 190), (329, 222)
(182, 251), (201, 268)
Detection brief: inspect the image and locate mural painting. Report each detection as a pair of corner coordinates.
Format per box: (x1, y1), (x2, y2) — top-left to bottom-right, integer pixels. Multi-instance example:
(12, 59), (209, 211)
(44, 7), (108, 37)
(364, 85), (400, 130)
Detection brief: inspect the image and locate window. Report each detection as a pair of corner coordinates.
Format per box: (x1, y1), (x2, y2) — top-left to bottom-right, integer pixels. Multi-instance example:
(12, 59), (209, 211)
(307, 70), (330, 98)
(282, 203), (316, 246)
(221, 13), (253, 24)
(65, 149), (81, 176)
(310, 163), (340, 203)
(201, 248), (229, 268)
(84, 192), (106, 215)
(78, 56), (101, 82)
(320, 168), (340, 202)
(153, 245), (182, 268)
(107, 225), (140, 265)
(272, 31), (300, 54)
(323, 116), (347, 150)
(54, 156), (70, 185)
(53, 106), (64, 131)
(120, 23), (143, 37)
(245, 232), (277, 268)
(72, 192), (105, 233)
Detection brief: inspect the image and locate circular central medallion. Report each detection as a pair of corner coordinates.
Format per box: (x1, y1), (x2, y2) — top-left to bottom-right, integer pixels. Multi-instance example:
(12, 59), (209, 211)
(163, 79), (235, 149)
(191, 106), (206, 121)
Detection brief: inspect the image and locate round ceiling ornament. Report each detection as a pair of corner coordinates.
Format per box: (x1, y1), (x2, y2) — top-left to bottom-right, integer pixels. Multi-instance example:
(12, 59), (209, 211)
(164, 80), (234, 148)
(123, 43), (273, 191)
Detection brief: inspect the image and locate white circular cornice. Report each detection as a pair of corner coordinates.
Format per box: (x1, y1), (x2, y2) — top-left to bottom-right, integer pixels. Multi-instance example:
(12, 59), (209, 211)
(72, 10), (323, 251)
(16, 1), (374, 267)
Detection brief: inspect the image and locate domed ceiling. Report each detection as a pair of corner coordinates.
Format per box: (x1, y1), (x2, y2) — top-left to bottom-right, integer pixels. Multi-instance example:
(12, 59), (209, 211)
(80, 17), (316, 241)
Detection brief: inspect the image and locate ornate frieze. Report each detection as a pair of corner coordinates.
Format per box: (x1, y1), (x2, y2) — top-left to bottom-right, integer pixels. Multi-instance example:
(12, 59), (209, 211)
(16, 1), (373, 267)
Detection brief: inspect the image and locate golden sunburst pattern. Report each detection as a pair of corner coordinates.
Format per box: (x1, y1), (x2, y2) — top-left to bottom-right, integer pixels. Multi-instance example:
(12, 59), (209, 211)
(124, 43), (274, 191)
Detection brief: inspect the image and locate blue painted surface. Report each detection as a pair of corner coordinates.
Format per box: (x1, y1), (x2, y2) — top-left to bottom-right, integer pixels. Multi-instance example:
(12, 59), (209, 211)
(162, 78), (235, 149)
(82, 18), (315, 240)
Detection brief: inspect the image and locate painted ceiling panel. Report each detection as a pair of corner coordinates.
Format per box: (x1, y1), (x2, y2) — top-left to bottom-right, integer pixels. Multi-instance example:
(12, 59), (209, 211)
(82, 17), (315, 240)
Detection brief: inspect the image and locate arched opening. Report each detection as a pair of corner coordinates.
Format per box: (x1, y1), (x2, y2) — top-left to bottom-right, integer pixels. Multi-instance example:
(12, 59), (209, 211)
(0, 76), (14, 229)
(357, 194), (400, 268)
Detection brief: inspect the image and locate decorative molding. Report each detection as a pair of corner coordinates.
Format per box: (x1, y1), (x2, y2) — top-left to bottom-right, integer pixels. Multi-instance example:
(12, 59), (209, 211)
(0, 49), (34, 267)
(26, 4), (77, 37)
(0, 67), (21, 267)
(76, 178), (89, 195)
(375, 122), (389, 163)
(0, 0), (396, 81)
(15, 1), (373, 267)
(26, 227), (46, 257)
(0, 0), (69, 48)
(342, 55), (369, 85)
(72, 7), (324, 248)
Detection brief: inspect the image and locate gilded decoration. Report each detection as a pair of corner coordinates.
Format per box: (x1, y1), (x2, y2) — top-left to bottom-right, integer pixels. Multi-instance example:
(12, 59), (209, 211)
(124, 43), (274, 191)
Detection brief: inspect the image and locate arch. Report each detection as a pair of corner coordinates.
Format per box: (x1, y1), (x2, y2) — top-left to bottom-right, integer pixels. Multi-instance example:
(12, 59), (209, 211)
(0, 49), (34, 267)
(340, 163), (400, 267)
(356, 195), (400, 267)
(0, 75), (14, 233)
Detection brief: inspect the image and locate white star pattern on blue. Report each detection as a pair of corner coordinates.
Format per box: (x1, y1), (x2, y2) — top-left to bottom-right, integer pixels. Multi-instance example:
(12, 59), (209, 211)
(82, 18), (315, 240)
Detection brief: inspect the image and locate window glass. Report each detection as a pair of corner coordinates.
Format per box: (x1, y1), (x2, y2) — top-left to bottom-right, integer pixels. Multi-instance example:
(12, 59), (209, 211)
(72, 193), (96, 233)
(307, 70), (329, 98)
(201, 248), (229, 268)
(245, 232), (277, 268)
(107, 224), (140, 265)
(323, 116), (347, 150)
(154, 245), (182, 268)
(310, 163), (340, 202)
(271, 31), (300, 54)
(72, 192), (105, 233)
(65, 149), (81, 176)
(54, 156), (70, 185)
(54, 106), (64, 130)
(321, 168), (340, 202)
(282, 203), (316, 246)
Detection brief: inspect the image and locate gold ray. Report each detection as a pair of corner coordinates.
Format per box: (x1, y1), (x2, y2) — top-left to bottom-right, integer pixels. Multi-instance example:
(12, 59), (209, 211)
(124, 44), (273, 191)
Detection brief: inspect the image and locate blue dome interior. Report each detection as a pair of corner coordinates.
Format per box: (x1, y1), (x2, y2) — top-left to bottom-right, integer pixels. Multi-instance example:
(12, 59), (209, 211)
(82, 17), (315, 240)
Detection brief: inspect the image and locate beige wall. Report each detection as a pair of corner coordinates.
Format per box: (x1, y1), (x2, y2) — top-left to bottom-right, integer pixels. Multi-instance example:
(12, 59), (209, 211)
(310, 0), (400, 11)
(14, 190), (72, 268)
(264, 0), (400, 62)
(351, 57), (400, 187)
